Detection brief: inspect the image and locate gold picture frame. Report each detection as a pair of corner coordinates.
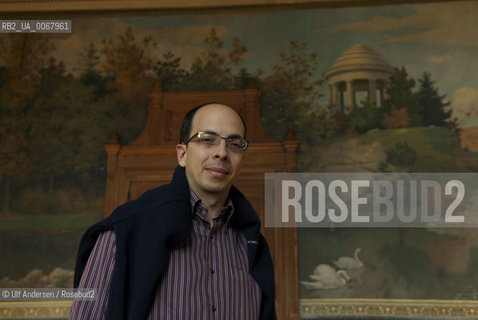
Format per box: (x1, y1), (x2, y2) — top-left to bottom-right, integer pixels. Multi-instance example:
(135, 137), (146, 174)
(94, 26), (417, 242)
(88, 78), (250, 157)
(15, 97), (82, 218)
(1, 299), (478, 319)
(301, 299), (478, 319)
(1, 1), (477, 319)
(0, 301), (72, 319)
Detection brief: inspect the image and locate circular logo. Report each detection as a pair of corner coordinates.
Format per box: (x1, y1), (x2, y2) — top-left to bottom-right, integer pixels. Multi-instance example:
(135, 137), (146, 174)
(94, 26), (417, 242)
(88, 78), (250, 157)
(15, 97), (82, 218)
(1, 290), (10, 298)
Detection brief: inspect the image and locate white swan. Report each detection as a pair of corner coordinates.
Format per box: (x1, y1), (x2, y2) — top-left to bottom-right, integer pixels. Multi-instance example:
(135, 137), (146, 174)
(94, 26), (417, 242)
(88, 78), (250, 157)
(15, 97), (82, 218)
(301, 264), (351, 290)
(333, 248), (364, 269)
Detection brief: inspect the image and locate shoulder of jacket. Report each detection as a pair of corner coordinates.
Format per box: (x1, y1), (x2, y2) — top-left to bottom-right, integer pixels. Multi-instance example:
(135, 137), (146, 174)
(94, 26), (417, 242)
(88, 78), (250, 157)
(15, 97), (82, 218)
(103, 184), (176, 226)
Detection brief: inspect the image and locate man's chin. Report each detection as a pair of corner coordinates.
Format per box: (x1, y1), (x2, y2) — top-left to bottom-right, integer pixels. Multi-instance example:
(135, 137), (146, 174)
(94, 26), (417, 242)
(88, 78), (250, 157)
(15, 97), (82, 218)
(203, 181), (232, 194)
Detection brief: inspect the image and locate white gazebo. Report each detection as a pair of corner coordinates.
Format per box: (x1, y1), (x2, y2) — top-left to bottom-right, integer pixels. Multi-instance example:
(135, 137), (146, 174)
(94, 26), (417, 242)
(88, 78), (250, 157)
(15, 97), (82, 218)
(323, 44), (395, 112)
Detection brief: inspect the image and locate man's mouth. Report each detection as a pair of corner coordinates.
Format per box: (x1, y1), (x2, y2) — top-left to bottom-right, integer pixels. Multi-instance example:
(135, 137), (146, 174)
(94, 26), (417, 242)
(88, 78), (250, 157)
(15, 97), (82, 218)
(206, 167), (230, 178)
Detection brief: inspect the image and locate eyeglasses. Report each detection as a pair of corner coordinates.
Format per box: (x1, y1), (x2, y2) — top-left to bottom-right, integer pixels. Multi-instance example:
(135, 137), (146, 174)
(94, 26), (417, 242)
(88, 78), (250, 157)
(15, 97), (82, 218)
(184, 131), (248, 151)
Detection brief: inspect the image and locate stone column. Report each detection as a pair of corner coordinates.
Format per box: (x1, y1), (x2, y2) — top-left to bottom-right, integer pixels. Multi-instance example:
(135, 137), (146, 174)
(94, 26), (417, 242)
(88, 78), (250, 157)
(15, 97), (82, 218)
(332, 83), (338, 106)
(379, 80), (385, 107)
(369, 79), (377, 105)
(346, 80), (354, 109)
(339, 86), (344, 110)
(328, 85), (333, 105)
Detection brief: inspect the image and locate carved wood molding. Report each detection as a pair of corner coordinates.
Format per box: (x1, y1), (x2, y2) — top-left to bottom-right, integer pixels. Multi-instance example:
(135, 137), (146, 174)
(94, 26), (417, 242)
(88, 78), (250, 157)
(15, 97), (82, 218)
(301, 298), (478, 319)
(101, 85), (300, 320)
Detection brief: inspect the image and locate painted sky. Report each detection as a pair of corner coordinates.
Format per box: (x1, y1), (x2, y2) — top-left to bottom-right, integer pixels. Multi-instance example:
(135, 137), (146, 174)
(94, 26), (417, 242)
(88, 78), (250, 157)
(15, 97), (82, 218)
(50, 0), (478, 127)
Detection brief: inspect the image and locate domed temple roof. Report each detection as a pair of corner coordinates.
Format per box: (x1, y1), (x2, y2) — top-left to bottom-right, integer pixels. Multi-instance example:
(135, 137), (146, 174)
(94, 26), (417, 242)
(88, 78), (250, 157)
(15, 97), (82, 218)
(324, 44), (394, 80)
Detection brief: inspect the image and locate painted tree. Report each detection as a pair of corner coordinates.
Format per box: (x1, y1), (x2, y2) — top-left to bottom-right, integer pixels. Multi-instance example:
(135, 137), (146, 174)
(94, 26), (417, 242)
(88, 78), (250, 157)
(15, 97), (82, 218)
(382, 106), (410, 129)
(259, 41), (336, 145)
(347, 99), (383, 133)
(384, 66), (421, 126)
(78, 43), (109, 99)
(0, 34), (52, 98)
(79, 43), (101, 76)
(101, 27), (156, 123)
(0, 34), (52, 214)
(77, 43), (114, 100)
(154, 51), (188, 91)
(187, 28), (248, 90)
(30, 58), (109, 193)
(386, 142), (417, 170)
(417, 72), (451, 126)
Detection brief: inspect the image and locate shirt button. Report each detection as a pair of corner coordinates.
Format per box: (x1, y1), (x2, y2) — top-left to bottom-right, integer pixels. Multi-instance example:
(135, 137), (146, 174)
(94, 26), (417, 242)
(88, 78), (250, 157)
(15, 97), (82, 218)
(210, 268), (215, 274)
(212, 305), (217, 312)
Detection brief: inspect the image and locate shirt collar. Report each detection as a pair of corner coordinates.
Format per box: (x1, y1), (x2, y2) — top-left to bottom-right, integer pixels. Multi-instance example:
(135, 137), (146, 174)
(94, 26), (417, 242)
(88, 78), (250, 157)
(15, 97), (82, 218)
(189, 189), (234, 226)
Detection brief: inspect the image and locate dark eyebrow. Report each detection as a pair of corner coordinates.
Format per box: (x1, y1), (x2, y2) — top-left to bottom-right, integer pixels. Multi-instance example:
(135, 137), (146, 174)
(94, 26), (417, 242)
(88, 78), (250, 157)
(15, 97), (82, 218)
(227, 134), (244, 139)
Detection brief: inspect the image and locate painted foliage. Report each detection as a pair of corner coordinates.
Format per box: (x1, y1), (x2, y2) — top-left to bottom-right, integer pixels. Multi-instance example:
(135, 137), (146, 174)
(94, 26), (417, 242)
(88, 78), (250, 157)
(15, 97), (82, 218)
(0, 0), (477, 302)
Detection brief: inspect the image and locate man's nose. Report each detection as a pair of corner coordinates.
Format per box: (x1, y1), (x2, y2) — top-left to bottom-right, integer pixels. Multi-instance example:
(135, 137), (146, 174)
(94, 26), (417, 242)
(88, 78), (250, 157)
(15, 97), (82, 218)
(213, 139), (228, 160)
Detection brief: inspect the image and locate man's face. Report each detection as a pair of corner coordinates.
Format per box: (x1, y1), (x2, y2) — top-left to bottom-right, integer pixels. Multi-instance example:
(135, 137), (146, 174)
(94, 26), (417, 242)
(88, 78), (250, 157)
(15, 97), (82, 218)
(176, 104), (246, 200)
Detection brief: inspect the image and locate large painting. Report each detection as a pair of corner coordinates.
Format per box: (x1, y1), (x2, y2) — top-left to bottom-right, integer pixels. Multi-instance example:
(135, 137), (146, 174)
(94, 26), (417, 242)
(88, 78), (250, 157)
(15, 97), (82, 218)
(1, 0), (478, 318)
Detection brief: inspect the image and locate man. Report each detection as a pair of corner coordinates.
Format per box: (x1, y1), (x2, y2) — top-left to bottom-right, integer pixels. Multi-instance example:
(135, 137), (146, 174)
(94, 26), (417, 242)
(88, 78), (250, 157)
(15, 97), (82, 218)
(70, 103), (276, 320)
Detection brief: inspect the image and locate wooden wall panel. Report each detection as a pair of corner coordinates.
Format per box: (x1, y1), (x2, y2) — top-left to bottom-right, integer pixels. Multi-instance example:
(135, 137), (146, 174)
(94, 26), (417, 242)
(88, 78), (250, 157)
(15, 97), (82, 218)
(103, 83), (299, 320)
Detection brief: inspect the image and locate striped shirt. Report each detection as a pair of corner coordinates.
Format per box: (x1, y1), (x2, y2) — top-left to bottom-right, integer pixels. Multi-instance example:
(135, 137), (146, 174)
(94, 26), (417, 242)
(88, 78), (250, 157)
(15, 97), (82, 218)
(69, 191), (262, 319)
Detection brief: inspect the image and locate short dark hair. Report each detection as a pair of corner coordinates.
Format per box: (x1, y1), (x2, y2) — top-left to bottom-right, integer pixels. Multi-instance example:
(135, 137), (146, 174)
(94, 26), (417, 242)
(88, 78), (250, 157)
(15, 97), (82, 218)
(179, 102), (247, 143)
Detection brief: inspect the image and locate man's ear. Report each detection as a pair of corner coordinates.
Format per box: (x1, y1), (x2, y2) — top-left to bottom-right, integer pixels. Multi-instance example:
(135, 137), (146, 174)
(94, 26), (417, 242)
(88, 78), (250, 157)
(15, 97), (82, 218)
(176, 144), (187, 167)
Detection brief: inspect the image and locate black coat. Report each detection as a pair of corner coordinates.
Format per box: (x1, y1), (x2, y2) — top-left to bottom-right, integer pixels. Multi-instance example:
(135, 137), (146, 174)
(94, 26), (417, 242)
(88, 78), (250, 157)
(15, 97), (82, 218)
(74, 166), (276, 320)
